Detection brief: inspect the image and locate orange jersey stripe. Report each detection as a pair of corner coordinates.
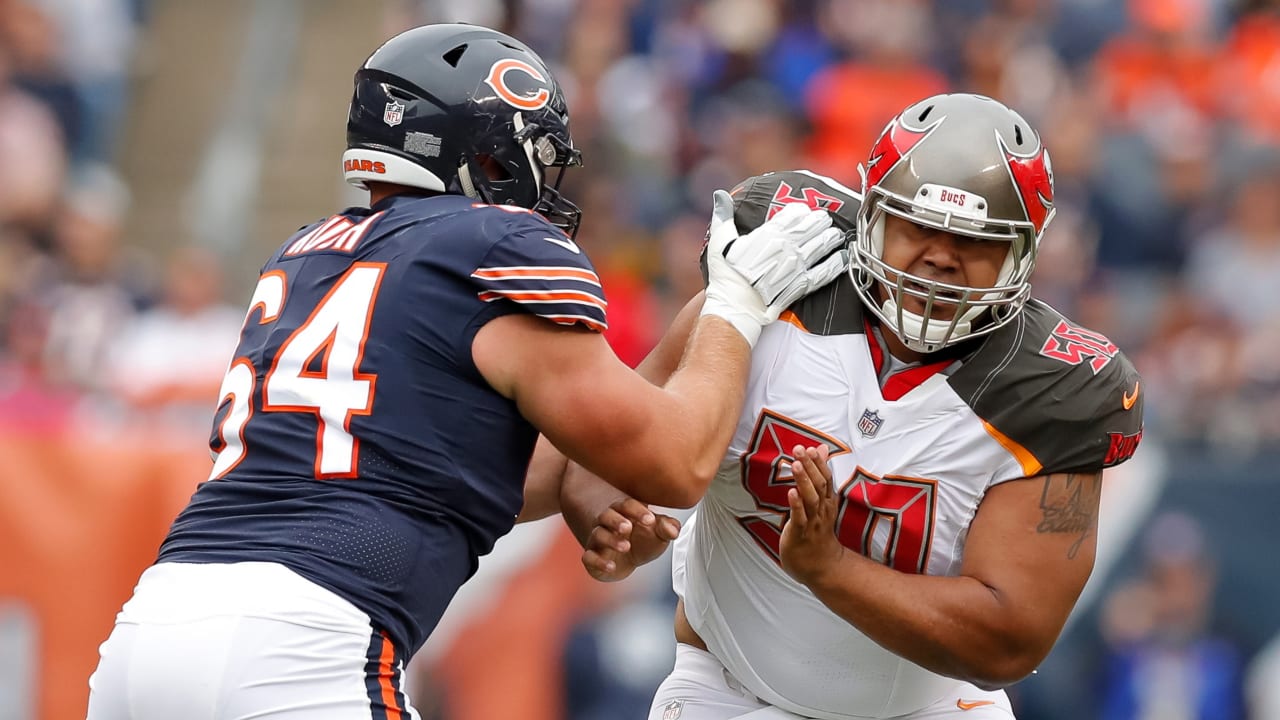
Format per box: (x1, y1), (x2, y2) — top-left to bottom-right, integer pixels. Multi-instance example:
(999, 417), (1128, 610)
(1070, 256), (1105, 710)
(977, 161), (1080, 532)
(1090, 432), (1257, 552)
(378, 635), (403, 719)
(477, 289), (608, 310)
(778, 310), (807, 331)
(472, 266), (601, 285)
(981, 420), (1043, 477)
(542, 315), (607, 333)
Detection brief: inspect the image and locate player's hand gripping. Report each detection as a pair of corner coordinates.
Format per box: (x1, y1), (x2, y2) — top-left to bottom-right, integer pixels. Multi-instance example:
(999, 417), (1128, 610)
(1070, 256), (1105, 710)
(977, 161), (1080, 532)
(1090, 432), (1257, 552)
(779, 444), (845, 588)
(581, 498), (682, 582)
(700, 190), (848, 347)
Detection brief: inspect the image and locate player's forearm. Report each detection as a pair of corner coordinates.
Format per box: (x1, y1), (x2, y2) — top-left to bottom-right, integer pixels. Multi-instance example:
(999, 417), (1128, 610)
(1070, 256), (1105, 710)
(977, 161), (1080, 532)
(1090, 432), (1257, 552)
(805, 553), (1050, 689)
(516, 436), (570, 523)
(558, 462), (629, 545)
(635, 292), (703, 385)
(649, 315), (751, 507)
(559, 295), (701, 514)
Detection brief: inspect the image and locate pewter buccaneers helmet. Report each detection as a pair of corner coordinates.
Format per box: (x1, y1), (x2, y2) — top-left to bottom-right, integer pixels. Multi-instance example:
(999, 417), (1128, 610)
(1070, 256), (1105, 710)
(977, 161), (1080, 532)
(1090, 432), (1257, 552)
(852, 93), (1055, 353)
(344, 24), (583, 236)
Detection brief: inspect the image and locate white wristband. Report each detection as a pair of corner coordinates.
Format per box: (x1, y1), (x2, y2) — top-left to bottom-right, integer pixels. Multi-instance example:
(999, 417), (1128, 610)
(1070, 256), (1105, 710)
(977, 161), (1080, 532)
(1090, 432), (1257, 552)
(699, 299), (763, 347)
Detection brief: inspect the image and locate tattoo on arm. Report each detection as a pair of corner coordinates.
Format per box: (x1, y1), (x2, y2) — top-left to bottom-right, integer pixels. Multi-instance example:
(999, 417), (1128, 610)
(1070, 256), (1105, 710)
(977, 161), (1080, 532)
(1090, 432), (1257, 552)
(1036, 473), (1101, 559)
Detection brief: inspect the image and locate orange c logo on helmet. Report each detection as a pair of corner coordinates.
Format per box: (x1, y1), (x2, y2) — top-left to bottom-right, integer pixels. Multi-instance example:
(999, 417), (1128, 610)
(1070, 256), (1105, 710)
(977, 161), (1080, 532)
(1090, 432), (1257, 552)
(485, 59), (551, 111)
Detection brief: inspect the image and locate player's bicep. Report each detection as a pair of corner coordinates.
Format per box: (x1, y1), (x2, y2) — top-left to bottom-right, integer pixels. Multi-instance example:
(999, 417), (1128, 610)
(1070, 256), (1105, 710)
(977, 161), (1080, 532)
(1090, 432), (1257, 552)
(473, 313), (670, 490)
(960, 471), (1103, 649)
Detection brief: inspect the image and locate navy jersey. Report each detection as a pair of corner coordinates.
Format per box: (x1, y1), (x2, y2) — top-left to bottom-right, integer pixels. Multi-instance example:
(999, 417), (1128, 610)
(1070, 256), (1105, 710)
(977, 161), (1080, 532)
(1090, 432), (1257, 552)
(158, 194), (607, 654)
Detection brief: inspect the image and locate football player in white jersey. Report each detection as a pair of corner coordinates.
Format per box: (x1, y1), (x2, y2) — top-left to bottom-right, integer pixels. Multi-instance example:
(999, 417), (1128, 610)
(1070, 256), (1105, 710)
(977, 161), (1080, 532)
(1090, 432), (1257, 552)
(566, 93), (1145, 720)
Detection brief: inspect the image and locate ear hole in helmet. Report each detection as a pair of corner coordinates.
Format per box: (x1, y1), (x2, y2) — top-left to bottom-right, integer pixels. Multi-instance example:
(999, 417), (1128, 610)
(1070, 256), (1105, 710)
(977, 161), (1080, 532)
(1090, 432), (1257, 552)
(474, 154), (512, 182)
(1014, 125), (1024, 145)
(918, 105), (934, 122)
(442, 44), (467, 66)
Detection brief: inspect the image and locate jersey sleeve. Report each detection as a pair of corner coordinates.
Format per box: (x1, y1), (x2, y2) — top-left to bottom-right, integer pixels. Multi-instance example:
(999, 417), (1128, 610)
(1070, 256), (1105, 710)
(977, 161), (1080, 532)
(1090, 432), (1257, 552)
(470, 211), (608, 332)
(953, 303), (1145, 477)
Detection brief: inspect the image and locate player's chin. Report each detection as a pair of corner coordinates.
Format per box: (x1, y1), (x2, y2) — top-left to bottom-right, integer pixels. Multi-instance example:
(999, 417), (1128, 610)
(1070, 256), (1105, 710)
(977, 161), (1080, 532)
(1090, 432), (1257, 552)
(892, 279), (958, 318)
(902, 297), (960, 321)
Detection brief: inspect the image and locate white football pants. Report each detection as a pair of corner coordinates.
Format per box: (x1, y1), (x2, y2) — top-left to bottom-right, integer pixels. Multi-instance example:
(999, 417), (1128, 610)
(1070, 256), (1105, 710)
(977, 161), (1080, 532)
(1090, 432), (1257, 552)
(86, 562), (420, 720)
(648, 644), (1014, 720)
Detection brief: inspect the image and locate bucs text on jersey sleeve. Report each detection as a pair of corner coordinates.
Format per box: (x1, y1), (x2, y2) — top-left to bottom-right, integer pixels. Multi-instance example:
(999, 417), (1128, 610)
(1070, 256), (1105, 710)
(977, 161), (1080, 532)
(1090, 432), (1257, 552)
(159, 194), (607, 656)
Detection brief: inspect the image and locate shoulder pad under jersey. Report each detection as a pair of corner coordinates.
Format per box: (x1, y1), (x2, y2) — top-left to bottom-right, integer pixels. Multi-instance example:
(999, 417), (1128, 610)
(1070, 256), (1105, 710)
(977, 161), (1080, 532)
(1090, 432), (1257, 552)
(469, 205), (608, 332)
(948, 300), (1144, 476)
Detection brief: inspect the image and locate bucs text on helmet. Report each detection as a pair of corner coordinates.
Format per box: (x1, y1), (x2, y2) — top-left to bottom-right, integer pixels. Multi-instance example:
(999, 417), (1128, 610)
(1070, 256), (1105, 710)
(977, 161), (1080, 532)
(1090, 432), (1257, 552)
(852, 93), (1056, 353)
(344, 24), (583, 236)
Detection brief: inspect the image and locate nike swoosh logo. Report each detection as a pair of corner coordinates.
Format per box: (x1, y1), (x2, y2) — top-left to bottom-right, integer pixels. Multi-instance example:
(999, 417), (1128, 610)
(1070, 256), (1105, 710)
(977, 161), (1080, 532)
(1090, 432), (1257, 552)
(543, 236), (580, 254)
(1122, 380), (1140, 411)
(957, 699), (996, 711)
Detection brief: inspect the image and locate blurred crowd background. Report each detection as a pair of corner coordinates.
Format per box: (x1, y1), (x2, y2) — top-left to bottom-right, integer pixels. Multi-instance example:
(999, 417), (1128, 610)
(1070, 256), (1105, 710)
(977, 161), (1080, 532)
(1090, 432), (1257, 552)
(1, 0), (1280, 718)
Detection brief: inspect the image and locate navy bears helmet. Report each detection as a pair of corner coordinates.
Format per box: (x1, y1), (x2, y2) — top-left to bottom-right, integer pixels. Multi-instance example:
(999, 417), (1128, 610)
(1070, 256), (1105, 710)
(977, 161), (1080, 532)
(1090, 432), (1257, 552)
(343, 23), (584, 236)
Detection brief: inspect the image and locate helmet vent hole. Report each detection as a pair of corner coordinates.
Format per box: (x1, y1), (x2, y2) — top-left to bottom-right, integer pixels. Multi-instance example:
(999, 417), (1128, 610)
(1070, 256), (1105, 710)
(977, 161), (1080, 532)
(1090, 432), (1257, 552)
(1014, 125), (1024, 145)
(918, 105), (934, 122)
(442, 44), (468, 67)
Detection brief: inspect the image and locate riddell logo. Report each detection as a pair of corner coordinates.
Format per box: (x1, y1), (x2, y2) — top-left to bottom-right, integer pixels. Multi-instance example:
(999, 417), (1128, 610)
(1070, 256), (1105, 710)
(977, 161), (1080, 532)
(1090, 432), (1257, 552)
(344, 158), (386, 174)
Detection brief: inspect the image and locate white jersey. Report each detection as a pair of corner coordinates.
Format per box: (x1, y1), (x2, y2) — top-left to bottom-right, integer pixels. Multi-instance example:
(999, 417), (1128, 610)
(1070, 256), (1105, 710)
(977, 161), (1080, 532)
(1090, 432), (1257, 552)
(675, 279), (1142, 720)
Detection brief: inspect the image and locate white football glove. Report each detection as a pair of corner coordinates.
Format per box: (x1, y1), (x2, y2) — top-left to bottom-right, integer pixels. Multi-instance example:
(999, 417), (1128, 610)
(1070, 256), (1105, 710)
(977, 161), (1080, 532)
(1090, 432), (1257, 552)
(700, 190), (848, 346)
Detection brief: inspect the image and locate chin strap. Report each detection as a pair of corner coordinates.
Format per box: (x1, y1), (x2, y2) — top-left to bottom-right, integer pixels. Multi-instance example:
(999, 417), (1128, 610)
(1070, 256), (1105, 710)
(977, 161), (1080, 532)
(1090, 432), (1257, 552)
(457, 161), (479, 200)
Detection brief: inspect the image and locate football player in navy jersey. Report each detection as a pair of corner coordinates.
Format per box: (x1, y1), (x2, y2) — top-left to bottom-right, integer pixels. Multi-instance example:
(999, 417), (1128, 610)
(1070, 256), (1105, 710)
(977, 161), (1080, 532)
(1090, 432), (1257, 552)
(572, 95), (1145, 720)
(86, 24), (846, 719)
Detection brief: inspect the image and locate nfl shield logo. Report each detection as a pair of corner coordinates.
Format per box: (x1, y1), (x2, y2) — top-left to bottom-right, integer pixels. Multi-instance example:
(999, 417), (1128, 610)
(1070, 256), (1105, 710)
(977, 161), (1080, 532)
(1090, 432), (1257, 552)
(661, 700), (684, 720)
(383, 100), (405, 127)
(858, 409), (884, 438)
